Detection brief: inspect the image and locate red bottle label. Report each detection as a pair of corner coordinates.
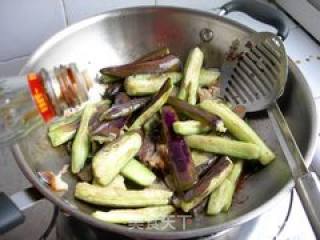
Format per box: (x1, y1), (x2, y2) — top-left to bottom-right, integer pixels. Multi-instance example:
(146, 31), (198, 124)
(27, 73), (56, 122)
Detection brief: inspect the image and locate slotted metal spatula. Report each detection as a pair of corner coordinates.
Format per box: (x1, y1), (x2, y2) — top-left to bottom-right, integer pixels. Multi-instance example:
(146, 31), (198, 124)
(221, 32), (320, 238)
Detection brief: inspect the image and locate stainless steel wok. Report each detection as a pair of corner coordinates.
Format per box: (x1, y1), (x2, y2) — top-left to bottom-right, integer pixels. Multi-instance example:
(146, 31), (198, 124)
(0, 1), (318, 239)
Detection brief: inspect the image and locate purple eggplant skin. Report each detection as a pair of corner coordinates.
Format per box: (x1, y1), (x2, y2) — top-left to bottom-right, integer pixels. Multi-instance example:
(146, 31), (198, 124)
(76, 164), (93, 182)
(100, 55), (181, 78)
(191, 197), (209, 217)
(183, 157), (231, 202)
(133, 47), (171, 64)
(114, 92), (130, 105)
(168, 96), (220, 128)
(90, 117), (127, 137)
(89, 93), (129, 133)
(99, 97), (150, 121)
(196, 157), (218, 177)
(103, 82), (123, 99)
(162, 106), (198, 192)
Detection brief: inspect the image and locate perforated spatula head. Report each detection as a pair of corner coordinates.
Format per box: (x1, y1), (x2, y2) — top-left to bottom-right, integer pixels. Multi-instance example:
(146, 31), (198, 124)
(220, 32), (288, 112)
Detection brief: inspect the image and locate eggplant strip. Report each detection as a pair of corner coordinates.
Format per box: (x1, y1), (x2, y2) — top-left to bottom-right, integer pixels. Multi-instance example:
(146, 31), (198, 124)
(100, 55), (181, 78)
(75, 182), (173, 207)
(173, 120), (211, 136)
(129, 79), (173, 130)
(121, 158), (156, 187)
(168, 96), (220, 128)
(180, 157), (233, 212)
(185, 135), (261, 160)
(125, 72), (183, 96)
(162, 106), (198, 192)
(92, 205), (175, 224)
(200, 100), (275, 165)
(92, 132), (142, 186)
(99, 97), (150, 121)
(178, 47), (204, 104)
(207, 160), (243, 215)
(133, 47), (171, 63)
(90, 117), (126, 137)
(71, 104), (96, 173)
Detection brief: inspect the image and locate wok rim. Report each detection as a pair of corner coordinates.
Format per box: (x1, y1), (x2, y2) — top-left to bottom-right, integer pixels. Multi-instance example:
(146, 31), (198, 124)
(13, 6), (319, 239)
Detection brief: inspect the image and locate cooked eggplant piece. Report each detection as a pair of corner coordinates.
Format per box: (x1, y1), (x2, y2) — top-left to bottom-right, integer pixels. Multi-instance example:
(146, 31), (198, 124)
(207, 160), (243, 215)
(185, 135), (261, 160)
(188, 48), (204, 104)
(178, 47), (204, 105)
(207, 179), (233, 215)
(191, 150), (216, 167)
(88, 100), (112, 132)
(133, 47), (171, 63)
(92, 205), (175, 224)
(100, 55), (181, 78)
(90, 117), (127, 138)
(223, 160), (243, 211)
(138, 134), (156, 163)
(196, 157), (217, 177)
(76, 164), (93, 182)
(200, 100), (275, 165)
(71, 104), (96, 173)
(181, 157), (233, 212)
(129, 79), (173, 130)
(198, 68), (220, 87)
(197, 86), (221, 103)
(168, 96), (220, 128)
(99, 97), (150, 121)
(92, 132), (142, 186)
(48, 121), (79, 147)
(89, 94), (133, 138)
(124, 69), (220, 97)
(49, 110), (82, 132)
(162, 106), (197, 192)
(93, 175), (127, 190)
(103, 82), (123, 99)
(191, 197), (209, 217)
(143, 113), (161, 134)
(114, 92), (131, 104)
(75, 182), (173, 207)
(178, 47), (204, 104)
(124, 72), (182, 96)
(173, 120), (211, 136)
(100, 74), (121, 84)
(142, 144), (168, 170)
(121, 158), (156, 187)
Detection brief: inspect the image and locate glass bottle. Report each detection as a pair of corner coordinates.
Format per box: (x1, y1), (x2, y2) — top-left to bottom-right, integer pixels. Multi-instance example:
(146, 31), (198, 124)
(0, 64), (101, 145)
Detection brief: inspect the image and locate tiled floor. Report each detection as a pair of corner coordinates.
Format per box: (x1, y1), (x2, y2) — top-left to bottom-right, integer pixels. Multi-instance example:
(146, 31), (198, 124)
(63, 0), (155, 24)
(0, 0), (66, 62)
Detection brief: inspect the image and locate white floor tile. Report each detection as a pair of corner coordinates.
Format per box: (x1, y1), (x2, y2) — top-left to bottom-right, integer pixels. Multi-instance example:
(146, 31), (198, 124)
(63, 0), (155, 24)
(285, 28), (320, 98)
(0, 0), (66, 61)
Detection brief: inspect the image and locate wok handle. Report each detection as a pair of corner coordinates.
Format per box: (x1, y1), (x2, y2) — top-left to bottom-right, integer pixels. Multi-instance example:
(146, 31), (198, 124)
(268, 104), (320, 238)
(0, 188), (43, 234)
(220, 0), (289, 40)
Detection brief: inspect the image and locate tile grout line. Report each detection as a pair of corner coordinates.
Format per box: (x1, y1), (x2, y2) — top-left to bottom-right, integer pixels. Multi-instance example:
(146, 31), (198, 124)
(59, 0), (69, 26)
(0, 54), (30, 64)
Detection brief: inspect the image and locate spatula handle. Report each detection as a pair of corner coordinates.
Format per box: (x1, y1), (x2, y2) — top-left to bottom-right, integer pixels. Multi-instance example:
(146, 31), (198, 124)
(296, 172), (320, 238)
(268, 103), (320, 238)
